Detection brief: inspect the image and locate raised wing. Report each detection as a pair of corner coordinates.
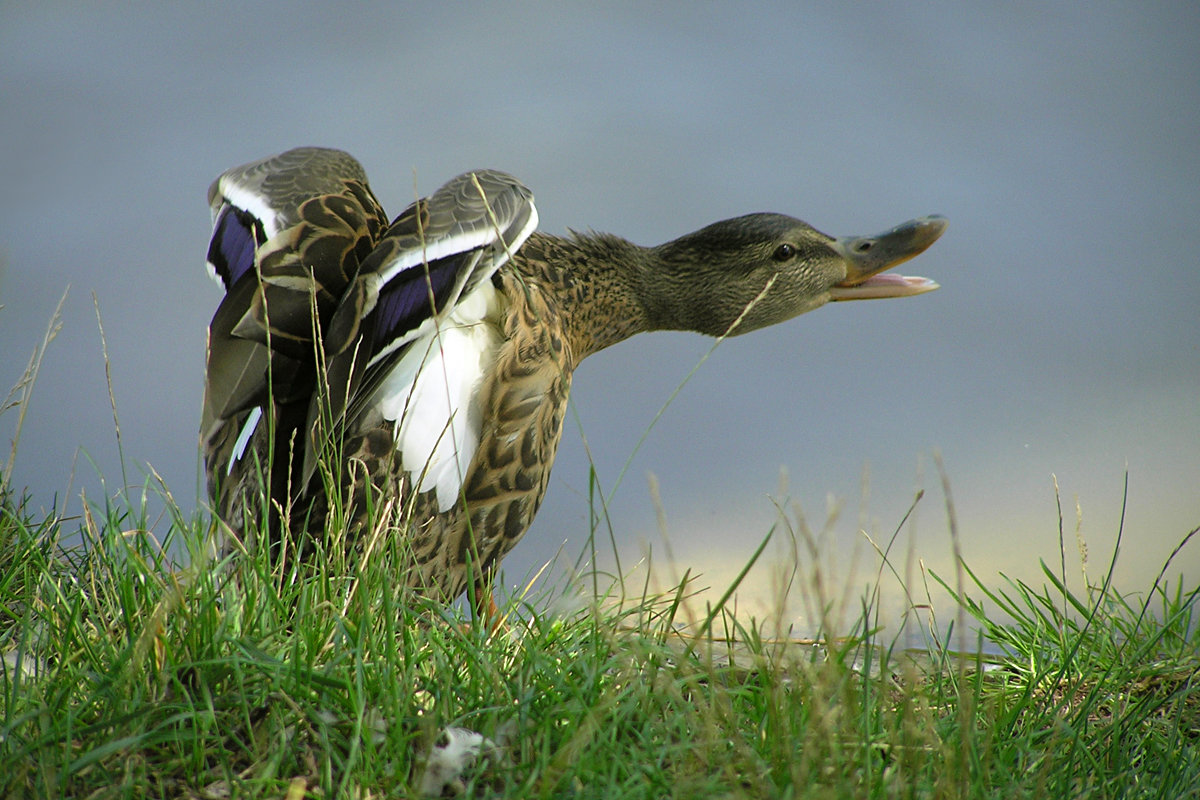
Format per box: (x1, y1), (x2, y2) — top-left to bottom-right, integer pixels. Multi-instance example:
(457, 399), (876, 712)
(304, 169), (538, 511)
(202, 147), (387, 495)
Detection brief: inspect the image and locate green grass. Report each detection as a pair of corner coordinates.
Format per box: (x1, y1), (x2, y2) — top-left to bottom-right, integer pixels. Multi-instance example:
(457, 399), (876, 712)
(2, 304), (1197, 797)
(1, 476), (1197, 799)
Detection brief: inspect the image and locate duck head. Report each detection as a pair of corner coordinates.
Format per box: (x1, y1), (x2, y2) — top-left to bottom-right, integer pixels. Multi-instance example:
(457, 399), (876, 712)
(645, 213), (945, 337)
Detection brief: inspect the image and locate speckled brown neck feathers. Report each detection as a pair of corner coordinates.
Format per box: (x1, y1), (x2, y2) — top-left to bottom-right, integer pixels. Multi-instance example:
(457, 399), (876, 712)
(508, 231), (655, 364)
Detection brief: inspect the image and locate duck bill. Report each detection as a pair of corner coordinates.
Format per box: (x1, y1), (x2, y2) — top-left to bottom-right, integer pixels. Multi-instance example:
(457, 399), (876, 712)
(829, 215), (946, 300)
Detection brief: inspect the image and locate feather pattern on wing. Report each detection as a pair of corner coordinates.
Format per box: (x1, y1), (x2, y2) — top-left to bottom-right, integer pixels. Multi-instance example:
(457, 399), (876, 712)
(201, 148), (387, 534)
(304, 169), (538, 512)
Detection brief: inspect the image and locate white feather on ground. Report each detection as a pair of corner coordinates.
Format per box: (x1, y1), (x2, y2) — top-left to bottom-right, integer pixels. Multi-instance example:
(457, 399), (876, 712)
(418, 726), (501, 796)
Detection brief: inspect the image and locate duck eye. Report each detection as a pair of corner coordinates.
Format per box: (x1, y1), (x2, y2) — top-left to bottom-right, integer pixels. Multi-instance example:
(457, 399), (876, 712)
(772, 243), (796, 262)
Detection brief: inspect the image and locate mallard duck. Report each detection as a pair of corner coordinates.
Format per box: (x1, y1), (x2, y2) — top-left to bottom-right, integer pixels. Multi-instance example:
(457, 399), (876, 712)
(202, 147), (945, 609)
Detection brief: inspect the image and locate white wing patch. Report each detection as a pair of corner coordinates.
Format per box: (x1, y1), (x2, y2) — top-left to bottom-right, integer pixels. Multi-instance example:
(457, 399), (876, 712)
(374, 228), (495, 287)
(373, 188), (539, 288)
(217, 179), (282, 238)
(374, 282), (502, 511)
(204, 251), (225, 288)
(362, 250), (487, 371)
(364, 207), (538, 373)
(227, 406), (263, 475)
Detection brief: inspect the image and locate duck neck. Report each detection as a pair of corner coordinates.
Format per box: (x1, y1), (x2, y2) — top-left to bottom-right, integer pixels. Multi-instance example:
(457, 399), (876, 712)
(515, 230), (663, 363)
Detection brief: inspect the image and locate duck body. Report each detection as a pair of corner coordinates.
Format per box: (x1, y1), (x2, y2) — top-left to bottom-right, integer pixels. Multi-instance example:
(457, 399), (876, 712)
(202, 147), (945, 606)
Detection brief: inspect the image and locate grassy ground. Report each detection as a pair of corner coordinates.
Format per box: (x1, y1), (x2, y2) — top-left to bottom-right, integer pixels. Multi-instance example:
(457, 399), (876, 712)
(3, 309), (1197, 797)
(1, 477), (1197, 799)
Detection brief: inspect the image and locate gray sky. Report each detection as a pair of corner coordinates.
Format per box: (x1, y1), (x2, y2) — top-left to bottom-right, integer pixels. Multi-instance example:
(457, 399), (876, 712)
(2, 3), (1197, 630)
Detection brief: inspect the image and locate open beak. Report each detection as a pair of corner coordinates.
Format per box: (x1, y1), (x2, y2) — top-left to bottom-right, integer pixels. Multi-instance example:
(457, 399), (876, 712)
(829, 215), (946, 300)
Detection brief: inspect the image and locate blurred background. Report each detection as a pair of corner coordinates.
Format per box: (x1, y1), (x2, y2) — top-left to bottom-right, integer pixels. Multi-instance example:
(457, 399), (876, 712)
(2, 2), (1197, 635)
